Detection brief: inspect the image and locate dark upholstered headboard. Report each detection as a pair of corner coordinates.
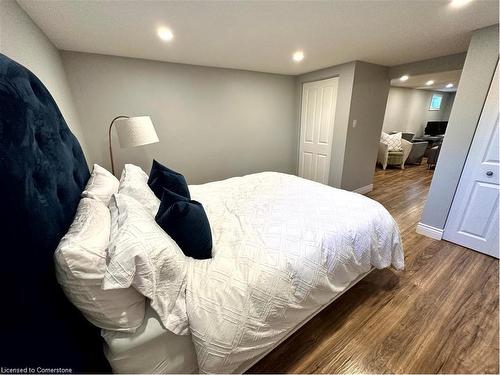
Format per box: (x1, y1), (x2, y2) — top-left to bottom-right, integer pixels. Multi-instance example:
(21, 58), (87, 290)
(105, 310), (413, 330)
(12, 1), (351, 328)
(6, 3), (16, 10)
(0, 53), (109, 371)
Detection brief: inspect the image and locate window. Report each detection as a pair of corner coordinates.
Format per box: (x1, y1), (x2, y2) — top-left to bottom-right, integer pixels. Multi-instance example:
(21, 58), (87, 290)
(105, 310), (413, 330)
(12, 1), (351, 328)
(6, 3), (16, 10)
(429, 94), (443, 111)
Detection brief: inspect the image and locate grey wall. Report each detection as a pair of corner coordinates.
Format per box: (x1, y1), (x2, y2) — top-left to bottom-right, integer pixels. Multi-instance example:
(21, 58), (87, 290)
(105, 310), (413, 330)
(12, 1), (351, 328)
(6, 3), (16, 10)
(61, 51), (297, 184)
(3, 0), (478, 200)
(421, 24), (499, 230)
(382, 87), (455, 137)
(342, 62), (390, 191)
(389, 53), (466, 80)
(295, 62), (356, 188)
(295, 61), (389, 191)
(0, 0), (88, 160)
(441, 91), (456, 121)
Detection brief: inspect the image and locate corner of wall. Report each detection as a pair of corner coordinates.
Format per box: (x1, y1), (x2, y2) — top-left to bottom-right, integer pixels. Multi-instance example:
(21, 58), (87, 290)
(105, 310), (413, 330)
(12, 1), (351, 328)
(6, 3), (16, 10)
(1, 0), (91, 167)
(420, 24), (499, 230)
(341, 61), (390, 191)
(416, 222), (444, 240)
(295, 61), (356, 189)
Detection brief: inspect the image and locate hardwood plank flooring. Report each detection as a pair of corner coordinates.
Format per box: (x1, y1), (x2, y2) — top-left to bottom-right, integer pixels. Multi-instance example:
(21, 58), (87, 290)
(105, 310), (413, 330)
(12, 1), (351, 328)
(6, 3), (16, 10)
(249, 163), (499, 374)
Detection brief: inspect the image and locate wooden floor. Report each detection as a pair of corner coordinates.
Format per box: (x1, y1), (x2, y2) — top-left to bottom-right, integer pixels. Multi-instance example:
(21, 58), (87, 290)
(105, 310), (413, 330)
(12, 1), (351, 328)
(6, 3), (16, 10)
(249, 163), (499, 374)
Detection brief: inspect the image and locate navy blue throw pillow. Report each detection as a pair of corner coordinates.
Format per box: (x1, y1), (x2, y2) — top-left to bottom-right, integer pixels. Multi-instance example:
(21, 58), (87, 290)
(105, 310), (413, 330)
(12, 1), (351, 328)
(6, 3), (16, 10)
(155, 188), (212, 260)
(148, 159), (190, 200)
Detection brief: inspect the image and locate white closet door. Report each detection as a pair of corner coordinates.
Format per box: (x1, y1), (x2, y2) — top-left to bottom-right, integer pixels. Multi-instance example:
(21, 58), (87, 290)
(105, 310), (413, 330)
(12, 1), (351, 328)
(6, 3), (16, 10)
(444, 64), (499, 258)
(298, 77), (339, 184)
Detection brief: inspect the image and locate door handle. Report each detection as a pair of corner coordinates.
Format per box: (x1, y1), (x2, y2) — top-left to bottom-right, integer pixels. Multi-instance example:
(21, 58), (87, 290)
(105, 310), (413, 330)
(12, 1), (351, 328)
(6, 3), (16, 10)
(486, 171), (494, 176)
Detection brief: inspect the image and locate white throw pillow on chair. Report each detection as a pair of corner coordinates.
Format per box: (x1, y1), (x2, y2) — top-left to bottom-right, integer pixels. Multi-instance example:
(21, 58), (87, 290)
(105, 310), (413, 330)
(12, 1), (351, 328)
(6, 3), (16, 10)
(381, 132), (403, 152)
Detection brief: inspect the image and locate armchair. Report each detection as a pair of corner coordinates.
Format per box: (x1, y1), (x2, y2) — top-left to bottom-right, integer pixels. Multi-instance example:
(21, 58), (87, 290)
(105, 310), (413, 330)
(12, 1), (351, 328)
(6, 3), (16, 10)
(378, 139), (412, 170)
(406, 141), (428, 165)
(427, 142), (442, 169)
(390, 131), (415, 142)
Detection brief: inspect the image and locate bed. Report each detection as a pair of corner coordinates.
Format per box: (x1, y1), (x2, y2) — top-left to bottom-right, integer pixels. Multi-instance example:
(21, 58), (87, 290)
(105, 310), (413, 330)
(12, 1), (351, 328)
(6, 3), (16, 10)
(0, 53), (109, 370)
(0, 53), (403, 373)
(103, 272), (371, 374)
(104, 172), (403, 373)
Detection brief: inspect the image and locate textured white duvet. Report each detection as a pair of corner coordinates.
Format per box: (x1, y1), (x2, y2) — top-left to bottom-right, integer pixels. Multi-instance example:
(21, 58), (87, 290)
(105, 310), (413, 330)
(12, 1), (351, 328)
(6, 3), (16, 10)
(182, 172), (404, 373)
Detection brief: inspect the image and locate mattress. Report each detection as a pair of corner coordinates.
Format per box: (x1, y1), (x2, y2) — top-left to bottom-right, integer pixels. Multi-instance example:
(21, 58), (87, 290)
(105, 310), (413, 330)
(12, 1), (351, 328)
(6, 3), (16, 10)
(104, 172), (403, 373)
(185, 172), (403, 373)
(103, 270), (371, 375)
(102, 306), (198, 374)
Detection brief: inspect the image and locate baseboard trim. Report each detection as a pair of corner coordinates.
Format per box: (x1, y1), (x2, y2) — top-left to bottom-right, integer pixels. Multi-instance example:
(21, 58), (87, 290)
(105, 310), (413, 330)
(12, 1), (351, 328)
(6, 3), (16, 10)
(353, 184), (373, 195)
(416, 222), (443, 240)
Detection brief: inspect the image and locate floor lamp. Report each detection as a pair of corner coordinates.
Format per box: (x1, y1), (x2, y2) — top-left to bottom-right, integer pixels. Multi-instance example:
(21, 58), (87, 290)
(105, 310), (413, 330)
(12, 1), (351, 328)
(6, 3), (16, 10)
(108, 115), (159, 175)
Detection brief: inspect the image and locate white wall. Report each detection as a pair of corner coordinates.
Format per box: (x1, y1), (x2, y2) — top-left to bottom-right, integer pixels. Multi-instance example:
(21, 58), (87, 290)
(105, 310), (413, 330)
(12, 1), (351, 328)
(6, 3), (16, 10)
(0, 0), (89, 161)
(382, 87), (455, 137)
(61, 51), (297, 184)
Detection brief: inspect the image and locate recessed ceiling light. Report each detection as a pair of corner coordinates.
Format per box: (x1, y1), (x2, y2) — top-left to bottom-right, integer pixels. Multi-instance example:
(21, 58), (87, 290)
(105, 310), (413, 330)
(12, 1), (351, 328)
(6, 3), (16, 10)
(450, 0), (474, 7)
(157, 27), (174, 42)
(425, 80), (435, 86)
(400, 75), (409, 81)
(446, 83), (454, 88)
(293, 51), (304, 62)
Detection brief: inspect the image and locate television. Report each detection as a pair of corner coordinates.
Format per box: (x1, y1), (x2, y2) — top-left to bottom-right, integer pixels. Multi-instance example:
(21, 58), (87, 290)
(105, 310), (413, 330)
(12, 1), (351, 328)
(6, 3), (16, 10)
(425, 121), (448, 136)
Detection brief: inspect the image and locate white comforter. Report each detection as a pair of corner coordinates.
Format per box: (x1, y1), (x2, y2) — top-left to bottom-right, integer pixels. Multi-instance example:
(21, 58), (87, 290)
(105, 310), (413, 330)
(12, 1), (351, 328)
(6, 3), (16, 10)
(184, 172), (403, 373)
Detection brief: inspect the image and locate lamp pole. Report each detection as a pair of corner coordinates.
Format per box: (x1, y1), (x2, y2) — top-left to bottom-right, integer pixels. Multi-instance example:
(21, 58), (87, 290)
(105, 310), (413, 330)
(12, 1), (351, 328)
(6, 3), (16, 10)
(108, 115), (129, 175)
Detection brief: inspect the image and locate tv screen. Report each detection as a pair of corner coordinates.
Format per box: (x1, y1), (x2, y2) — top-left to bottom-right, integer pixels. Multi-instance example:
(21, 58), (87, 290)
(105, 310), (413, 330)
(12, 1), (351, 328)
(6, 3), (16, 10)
(425, 121), (448, 136)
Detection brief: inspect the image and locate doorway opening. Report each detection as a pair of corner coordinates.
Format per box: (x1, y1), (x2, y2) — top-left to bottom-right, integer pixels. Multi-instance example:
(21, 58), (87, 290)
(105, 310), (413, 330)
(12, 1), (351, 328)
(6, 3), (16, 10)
(374, 70), (461, 198)
(369, 69), (462, 246)
(378, 69), (460, 173)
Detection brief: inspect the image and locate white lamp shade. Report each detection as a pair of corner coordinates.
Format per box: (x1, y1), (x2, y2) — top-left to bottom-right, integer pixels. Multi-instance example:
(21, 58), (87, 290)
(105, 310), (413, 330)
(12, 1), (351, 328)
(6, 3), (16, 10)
(114, 116), (159, 148)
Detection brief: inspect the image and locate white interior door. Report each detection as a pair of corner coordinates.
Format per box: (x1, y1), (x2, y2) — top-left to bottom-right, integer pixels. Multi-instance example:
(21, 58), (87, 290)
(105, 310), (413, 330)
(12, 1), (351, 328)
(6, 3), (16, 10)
(444, 64), (499, 258)
(298, 77), (339, 184)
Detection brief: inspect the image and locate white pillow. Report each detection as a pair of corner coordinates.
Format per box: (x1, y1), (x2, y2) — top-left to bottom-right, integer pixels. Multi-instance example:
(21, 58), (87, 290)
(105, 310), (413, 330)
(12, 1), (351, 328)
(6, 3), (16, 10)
(82, 164), (119, 204)
(103, 193), (190, 335)
(54, 198), (146, 332)
(380, 132), (403, 152)
(118, 164), (160, 215)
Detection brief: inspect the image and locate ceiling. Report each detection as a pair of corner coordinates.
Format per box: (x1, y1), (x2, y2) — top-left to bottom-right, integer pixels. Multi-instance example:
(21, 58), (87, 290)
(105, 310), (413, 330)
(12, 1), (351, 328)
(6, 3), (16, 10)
(18, 0), (499, 75)
(391, 70), (462, 92)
